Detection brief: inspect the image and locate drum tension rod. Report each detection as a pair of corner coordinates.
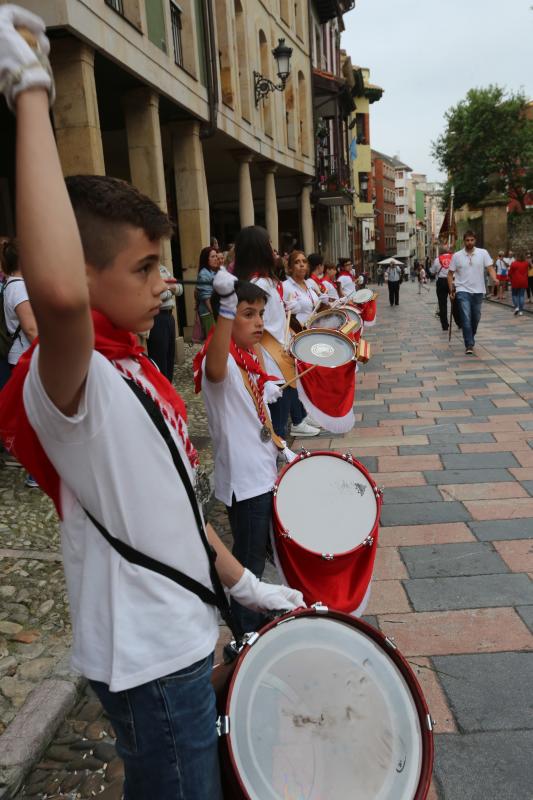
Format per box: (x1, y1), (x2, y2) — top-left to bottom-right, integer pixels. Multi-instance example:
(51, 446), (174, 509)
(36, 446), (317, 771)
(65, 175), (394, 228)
(216, 716), (230, 737)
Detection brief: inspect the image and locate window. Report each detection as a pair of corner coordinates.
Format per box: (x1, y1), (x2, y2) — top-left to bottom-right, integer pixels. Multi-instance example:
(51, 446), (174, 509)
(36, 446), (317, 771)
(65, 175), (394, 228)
(170, 2), (183, 66)
(397, 171), (403, 179)
(398, 187), (404, 197)
(105, 0), (124, 12)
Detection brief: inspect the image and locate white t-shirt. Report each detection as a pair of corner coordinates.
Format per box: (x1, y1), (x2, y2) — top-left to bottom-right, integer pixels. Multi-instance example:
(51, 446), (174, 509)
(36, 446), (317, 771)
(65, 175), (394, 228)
(282, 276), (319, 325)
(251, 276), (285, 383)
(449, 247), (493, 294)
(3, 277), (32, 365)
(201, 354), (278, 506)
(495, 258), (508, 276)
(322, 278), (340, 301)
(23, 349), (219, 692)
(337, 273), (356, 298)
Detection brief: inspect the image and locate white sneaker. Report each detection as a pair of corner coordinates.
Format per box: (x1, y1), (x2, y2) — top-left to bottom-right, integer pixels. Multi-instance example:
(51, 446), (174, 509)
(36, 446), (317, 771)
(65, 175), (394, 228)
(513, 308), (519, 315)
(290, 421), (320, 437)
(304, 415), (322, 429)
(519, 311), (523, 316)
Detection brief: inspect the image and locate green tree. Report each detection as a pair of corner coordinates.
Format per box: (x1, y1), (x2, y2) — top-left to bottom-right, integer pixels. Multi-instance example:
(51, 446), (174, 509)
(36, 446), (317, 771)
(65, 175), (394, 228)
(432, 85), (533, 211)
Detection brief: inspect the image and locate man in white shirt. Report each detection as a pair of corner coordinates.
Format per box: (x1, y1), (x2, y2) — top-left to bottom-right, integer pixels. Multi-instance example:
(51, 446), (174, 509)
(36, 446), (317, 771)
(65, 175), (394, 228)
(448, 231), (498, 355)
(386, 264), (402, 306)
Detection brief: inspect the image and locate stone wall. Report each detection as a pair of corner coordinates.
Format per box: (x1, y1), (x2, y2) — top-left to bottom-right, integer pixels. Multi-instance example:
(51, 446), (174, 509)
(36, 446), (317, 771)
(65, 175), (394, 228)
(509, 211), (533, 253)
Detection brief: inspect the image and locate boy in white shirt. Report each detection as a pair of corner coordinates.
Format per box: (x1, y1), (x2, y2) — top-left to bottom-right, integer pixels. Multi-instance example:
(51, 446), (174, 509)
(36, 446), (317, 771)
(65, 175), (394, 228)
(195, 272), (286, 632)
(0, 8), (301, 799)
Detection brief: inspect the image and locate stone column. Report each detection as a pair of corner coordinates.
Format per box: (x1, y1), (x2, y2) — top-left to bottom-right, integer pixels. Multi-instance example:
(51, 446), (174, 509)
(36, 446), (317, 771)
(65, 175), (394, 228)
(50, 38), (105, 175)
(234, 151), (255, 229)
(479, 192), (508, 257)
(300, 180), (314, 254)
(122, 88), (172, 267)
(261, 163), (279, 251)
(171, 121), (210, 329)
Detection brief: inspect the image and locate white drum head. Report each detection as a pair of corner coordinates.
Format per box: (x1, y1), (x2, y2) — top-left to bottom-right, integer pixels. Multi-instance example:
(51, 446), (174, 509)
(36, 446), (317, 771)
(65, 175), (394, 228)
(276, 454), (377, 553)
(228, 616), (423, 800)
(354, 288), (374, 304)
(290, 330), (355, 368)
(308, 310), (348, 330)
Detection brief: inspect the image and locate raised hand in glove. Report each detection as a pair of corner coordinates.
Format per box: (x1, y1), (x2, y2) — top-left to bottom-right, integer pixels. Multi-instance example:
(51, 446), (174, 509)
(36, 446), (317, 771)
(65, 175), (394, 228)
(229, 568), (305, 613)
(263, 381), (283, 404)
(213, 267), (238, 319)
(285, 296), (305, 314)
(0, 5), (55, 111)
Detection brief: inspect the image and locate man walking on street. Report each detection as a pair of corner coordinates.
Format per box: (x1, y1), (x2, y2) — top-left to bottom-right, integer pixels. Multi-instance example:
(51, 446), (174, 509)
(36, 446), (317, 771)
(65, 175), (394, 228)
(431, 247), (461, 331)
(448, 231), (498, 355)
(386, 263), (402, 306)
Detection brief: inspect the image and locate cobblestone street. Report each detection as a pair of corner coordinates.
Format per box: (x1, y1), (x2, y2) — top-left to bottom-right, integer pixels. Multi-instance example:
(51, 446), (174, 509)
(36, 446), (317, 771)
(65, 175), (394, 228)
(2, 286), (533, 798)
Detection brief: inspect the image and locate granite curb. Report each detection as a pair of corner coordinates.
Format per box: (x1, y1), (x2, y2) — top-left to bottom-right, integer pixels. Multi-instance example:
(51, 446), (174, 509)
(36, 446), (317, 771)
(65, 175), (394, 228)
(0, 653), (85, 799)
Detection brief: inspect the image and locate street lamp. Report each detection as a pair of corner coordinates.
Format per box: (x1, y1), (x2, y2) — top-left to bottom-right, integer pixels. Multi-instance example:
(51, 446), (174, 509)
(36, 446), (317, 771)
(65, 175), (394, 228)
(254, 38), (293, 106)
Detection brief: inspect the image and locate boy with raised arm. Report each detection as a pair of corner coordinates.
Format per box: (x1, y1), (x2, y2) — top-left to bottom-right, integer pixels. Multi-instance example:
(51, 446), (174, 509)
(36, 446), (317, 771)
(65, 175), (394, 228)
(0, 7), (302, 799)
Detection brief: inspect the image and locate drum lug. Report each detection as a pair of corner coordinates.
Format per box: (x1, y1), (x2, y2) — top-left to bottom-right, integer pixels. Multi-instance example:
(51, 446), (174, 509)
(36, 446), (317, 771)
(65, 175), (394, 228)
(426, 714), (435, 732)
(342, 451), (354, 464)
(311, 602), (329, 613)
(298, 447), (311, 458)
(374, 485), (385, 499)
(216, 715), (230, 737)
(281, 529), (291, 539)
(364, 535), (374, 547)
(322, 553), (335, 560)
(385, 636), (397, 650)
(224, 631), (260, 661)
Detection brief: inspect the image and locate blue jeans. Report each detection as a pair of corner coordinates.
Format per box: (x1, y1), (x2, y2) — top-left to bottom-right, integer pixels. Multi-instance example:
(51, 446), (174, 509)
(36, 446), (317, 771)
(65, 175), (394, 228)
(226, 490), (273, 632)
(268, 386), (305, 438)
(89, 654), (222, 800)
(455, 292), (484, 349)
(512, 288), (525, 311)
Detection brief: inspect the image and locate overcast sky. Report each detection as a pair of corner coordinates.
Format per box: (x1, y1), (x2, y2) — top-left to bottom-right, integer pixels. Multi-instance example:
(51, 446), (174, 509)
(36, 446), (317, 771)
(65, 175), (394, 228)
(342, 0), (532, 182)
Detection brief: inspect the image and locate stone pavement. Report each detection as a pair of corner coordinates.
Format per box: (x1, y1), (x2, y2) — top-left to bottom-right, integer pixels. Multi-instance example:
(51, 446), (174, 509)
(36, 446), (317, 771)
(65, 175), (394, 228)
(4, 286), (533, 798)
(290, 282), (533, 799)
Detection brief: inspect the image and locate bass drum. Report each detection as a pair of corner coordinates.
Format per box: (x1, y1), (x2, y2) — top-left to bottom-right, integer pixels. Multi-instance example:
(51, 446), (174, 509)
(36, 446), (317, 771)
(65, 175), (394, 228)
(216, 607), (434, 800)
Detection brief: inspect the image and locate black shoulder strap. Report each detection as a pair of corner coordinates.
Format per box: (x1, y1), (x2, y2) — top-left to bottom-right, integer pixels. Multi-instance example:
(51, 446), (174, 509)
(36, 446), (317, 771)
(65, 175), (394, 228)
(84, 376), (243, 642)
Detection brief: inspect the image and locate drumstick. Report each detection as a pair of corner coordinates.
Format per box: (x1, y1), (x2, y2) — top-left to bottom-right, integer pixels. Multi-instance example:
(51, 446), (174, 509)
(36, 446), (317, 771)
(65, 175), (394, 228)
(284, 308), (292, 350)
(16, 27), (39, 50)
(280, 363), (317, 389)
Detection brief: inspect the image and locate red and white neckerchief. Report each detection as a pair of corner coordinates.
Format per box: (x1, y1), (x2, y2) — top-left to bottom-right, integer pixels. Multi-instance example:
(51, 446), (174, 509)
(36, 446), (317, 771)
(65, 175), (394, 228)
(309, 274), (326, 294)
(231, 344), (272, 438)
(287, 276), (315, 305)
(114, 359), (199, 470)
(250, 272), (284, 301)
(338, 270), (354, 279)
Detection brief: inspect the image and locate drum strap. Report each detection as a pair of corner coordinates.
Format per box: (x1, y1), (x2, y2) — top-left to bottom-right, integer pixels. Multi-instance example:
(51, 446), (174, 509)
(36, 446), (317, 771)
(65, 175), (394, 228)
(84, 378), (245, 643)
(237, 367), (286, 451)
(260, 330), (296, 383)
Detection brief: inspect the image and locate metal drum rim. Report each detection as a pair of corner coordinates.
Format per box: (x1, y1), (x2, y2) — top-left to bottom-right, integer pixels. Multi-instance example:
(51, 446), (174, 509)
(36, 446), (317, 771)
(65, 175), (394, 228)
(221, 607), (434, 800)
(272, 450), (382, 558)
(289, 328), (356, 366)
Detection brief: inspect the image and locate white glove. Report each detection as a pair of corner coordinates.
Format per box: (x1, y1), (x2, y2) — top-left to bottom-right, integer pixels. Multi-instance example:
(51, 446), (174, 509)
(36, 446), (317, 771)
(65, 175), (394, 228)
(285, 296), (305, 314)
(264, 381), (283, 404)
(319, 293), (330, 306)
(213, 267), (238, 319)
(0, 5), (55, 112)
(229, 568), (305, 613)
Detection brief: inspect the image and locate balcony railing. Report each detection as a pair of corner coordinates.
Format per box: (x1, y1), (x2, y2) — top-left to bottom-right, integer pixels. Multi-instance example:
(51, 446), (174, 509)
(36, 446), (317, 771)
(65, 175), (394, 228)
(170, 2), (183, 67)
(316, 153), (352, 194)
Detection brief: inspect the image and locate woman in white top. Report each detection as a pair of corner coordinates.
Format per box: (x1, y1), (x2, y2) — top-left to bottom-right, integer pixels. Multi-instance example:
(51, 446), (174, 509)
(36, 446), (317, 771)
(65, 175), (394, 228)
(234, 227), (319, 439)
(1, 240), (38, 487)
(283, 251), (327, 327)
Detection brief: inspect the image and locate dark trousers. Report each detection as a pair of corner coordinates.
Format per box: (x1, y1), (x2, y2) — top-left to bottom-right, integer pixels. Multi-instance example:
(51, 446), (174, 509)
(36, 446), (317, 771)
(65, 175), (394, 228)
(268, 386), (305, 439)
(437, 279), (462, 330)
(147, 310), (176, 382)
(527, 277), (533, 300)
(226, 491), (273, 633)
(388, 280), (400, 306)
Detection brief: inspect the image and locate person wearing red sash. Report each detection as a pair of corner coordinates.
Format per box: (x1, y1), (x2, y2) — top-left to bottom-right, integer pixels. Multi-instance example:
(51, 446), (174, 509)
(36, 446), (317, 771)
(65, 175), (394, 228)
(233, 227), (319, 439)
(337, 257), (356, 298)
(193, 273), (300, 633)
(306, 253), (328, 299)
(430, 248), (460, 332)
(0, 10), (301, 798)
(322, 261), (340, 301)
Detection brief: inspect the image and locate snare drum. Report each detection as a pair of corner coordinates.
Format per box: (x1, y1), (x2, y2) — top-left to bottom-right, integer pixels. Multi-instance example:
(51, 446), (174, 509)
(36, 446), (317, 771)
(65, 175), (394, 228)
(216, 607), (434, 800)
(289, 331), (357, 432)
(307, 308), (350, 331)
(354, 289), (378, 327)
(339, 304), (363, 341)
(273, 451), (381, 613)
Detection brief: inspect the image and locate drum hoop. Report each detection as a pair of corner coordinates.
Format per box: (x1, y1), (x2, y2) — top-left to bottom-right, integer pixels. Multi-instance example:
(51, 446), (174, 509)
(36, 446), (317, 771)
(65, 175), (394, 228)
(308, 308), (350, 329)
(222, 607), (434, 800)
(339, 306), (363, 328)
(273, 450), (382, 557)
(289, 328), (356, 366)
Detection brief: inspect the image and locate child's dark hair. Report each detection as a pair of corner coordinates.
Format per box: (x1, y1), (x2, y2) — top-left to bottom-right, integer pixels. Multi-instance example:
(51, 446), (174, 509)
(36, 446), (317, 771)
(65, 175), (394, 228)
(65, 175), (173, 269)
(211, 280), (268, 319)
(234, 226), (276, 281)
(307, 253), (323, 271)
(1, 239), (19, 276)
